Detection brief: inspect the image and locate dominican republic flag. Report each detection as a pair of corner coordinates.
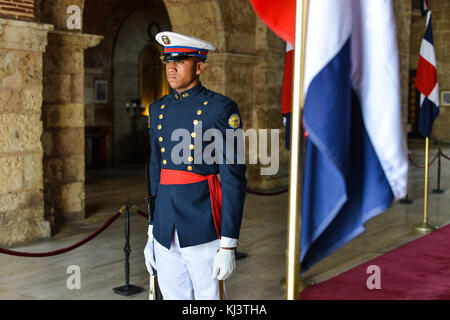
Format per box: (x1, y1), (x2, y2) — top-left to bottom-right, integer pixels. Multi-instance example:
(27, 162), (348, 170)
(250, 0), (408, 273)
(416, 11), (439, 138)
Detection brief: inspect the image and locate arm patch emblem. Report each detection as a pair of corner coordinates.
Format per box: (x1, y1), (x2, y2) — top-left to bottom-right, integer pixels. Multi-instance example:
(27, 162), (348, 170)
(228, 113), (240, 129)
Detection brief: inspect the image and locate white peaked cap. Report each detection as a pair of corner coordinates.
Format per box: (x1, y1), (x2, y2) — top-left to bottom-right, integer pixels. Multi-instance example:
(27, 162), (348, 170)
(156, 31), (216, 51)
(156, 31), (216, 61)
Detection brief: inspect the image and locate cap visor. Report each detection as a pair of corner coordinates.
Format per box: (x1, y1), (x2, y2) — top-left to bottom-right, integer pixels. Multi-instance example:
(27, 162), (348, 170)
(163, 54), (192, 62)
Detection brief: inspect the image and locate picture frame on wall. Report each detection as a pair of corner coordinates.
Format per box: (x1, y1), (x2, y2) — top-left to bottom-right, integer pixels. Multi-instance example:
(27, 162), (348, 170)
(94, 80), (108, 103)
(441, 91), (450, 106)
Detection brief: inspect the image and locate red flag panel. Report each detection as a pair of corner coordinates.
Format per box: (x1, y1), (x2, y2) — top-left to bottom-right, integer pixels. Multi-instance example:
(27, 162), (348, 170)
(249, 0), (295, 45)
(415, 55), (437, 97)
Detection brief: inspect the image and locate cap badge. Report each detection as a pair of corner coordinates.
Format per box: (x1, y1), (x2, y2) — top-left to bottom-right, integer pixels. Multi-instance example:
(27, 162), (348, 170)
(162, 35), (171, 45)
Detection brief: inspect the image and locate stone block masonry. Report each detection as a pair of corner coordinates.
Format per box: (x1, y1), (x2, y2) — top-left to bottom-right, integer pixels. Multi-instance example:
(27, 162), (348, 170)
(0, 18), (53, 246)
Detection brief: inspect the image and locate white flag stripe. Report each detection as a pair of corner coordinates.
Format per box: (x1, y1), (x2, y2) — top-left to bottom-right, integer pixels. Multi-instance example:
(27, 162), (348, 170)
(351, 0), (408, 199)
(420, 38), (437, 67)
(428, 84), (440, 107)
(303, 0), (352, 97)
(286, 42), (294, 52)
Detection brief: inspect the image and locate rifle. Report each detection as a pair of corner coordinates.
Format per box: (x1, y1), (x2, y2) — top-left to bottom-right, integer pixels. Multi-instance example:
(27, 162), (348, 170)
(146, 132), (162, 299)
(145, 159), (162, 300)
(145, 159), (156, 222)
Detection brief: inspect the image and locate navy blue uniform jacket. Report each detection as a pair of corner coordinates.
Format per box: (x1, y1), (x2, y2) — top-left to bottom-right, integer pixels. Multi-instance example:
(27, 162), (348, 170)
(148, 82), (247, 249)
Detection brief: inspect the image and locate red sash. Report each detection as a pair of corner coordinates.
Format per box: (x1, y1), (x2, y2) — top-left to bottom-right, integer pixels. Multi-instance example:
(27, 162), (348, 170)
(159, 168), (222, 239)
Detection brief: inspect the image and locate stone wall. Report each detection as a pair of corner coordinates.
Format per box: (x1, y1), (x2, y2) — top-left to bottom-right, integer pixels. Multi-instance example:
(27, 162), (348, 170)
(410, 1), (450, 142)
(0, 0), (102, 244)
(42, 32), (86, 225)
(393, 1), (412, 135)
(247, 17), (287, 190)
(0, 18), (53, 246)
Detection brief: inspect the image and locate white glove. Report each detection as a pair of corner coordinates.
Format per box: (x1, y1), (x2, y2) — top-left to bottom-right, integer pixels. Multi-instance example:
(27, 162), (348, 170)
(144, 225), (156, 275)
(211, 248), (236, 281)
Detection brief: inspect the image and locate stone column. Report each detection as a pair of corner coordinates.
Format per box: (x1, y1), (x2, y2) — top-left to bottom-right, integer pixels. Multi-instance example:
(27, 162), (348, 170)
(393, 1), (412, 135)
(42, 30), (102, 225)
(0, 18), (54, 246)
(247, 19), (288, 191)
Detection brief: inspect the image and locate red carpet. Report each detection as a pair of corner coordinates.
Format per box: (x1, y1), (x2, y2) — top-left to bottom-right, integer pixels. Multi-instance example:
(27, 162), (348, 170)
(301, 224), (450, 300)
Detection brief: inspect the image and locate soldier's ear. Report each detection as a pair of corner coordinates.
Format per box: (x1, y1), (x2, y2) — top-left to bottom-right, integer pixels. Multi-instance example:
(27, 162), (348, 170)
(195, 61), (205, 75)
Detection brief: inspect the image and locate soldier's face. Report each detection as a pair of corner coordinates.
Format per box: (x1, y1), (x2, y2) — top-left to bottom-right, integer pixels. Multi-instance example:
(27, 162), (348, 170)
(165, 57), (204, 92)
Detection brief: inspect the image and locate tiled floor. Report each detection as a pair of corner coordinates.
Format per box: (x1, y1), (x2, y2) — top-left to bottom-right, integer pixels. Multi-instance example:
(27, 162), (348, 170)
(0, 141), (448, 300)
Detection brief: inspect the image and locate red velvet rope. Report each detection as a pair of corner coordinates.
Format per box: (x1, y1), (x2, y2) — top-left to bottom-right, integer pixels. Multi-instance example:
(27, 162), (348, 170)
(136, 208), (149, 219)
(408, 152), (439, 169)
(0, 210), (122, 258)
(439, 149), (450, 161)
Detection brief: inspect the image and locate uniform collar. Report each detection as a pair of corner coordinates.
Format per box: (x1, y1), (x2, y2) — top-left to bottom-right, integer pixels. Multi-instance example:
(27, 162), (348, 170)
(173, 81), (203, 101)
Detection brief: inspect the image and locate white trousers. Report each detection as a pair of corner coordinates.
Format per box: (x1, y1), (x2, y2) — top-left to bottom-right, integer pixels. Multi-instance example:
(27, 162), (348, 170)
(154, 229), (225, 300)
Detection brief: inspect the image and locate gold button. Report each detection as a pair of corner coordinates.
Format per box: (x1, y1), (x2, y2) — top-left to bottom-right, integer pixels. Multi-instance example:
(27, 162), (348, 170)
(187, 166), (193, 171)
(159, 114), (163, 119)
(188, 156), (193, 162)
(161, 147), (165, 153)
(160, 105), (165, 109)
(193, 119), (199, 125)
(162, 159), (167, 165)
(203, 101), (208, 105)
(189, 144), (195, 150)
(196, 110), (202, 115)
(157, 124), (162, 130)
(191, 132), (196, 138)
(159, 136), (163, 142)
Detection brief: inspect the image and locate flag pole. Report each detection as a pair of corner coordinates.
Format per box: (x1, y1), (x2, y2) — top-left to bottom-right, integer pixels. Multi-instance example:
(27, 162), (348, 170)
(413, 137), (437, 233)
(286, 0), (309, 300)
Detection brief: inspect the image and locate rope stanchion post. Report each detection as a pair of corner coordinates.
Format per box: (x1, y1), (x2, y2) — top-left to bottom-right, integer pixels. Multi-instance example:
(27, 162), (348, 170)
(400, 193), (413, 204)
(403, 148), (443, 204)
(413, 138), (437, 234)
(432, 149), (444, 194)
(113, 201), (143, 296)
(408, 152), (439, 169)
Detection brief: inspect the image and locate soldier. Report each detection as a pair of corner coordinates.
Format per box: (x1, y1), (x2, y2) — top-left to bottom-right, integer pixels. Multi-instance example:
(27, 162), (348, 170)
(143, 31), (247, 300)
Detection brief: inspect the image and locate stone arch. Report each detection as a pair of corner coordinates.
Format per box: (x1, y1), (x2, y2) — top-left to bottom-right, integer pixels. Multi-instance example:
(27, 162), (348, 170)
(161, 0), (226, 51)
